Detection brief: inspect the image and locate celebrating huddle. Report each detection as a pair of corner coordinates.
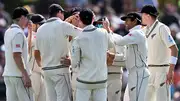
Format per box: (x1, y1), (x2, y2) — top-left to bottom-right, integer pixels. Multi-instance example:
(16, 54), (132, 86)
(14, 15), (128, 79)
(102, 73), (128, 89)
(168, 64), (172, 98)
(2, 3), (178, 101)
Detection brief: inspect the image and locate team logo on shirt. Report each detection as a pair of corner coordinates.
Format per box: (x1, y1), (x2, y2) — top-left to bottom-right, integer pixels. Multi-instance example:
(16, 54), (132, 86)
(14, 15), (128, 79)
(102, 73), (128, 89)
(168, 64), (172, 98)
(128, 34), (132, 36)
(72, 46), (75, 56)
(168, 35), (173, 43)
(151, 33), (156, 39)
(16, 44), (20, 48)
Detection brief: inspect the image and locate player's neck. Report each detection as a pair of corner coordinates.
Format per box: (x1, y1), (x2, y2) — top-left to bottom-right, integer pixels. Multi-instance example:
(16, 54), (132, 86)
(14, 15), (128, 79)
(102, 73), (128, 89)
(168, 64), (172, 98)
(13, 21), (24, 29)
(147, 19), (156, 28)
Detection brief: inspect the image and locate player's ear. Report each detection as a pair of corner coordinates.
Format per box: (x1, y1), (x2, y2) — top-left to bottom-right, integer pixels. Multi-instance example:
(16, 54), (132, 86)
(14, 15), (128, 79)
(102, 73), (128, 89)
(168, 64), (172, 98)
(134, 19), (138, 25)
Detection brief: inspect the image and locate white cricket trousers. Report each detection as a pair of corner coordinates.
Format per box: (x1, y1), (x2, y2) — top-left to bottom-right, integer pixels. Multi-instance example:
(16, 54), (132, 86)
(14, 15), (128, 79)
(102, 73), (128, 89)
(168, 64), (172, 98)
(75, 87), (107, 101)
(123, 85), (130, 101)
(107, 73), (122, 101)
(43, 69), (72, 101)
(128, 67), (150, 101)
(71, 72), (78, 101)
(30, 72), (46, 101)
(145, 67), (171, 101)
(4, 76), (34, 101)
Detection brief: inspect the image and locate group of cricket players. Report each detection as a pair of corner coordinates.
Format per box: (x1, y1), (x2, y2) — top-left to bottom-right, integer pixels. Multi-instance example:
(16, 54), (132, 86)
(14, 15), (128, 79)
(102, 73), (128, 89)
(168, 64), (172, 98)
(2, 2), (179, 101)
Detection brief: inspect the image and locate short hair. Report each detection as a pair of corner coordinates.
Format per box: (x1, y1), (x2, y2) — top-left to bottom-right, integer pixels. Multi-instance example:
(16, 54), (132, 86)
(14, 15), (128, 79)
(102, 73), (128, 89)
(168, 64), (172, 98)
(48, 4), (64, 17)
(12, 7), (29, 19)
(79, 8), (94, 25)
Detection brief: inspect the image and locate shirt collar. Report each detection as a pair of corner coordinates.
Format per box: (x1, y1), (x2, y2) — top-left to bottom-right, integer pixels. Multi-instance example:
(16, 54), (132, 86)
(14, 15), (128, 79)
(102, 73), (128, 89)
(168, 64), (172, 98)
(10, 24), (23, 30)
(11, 24), (21, 28)
(46, 17), (61, 23)
(83, 24), (95, 30)
(129, 25), (142, 32)
(147, 19), (158, 30)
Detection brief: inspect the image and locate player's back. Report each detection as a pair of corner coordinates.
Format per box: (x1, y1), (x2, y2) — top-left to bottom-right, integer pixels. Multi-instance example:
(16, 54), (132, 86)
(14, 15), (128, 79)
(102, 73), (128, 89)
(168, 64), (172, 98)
(76, 25), (109, 83)
(36, 18), (69, 68)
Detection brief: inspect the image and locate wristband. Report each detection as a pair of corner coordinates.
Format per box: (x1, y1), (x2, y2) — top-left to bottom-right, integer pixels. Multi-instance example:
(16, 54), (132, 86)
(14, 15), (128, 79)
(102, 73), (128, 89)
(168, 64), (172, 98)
(170, 56), (178, 64)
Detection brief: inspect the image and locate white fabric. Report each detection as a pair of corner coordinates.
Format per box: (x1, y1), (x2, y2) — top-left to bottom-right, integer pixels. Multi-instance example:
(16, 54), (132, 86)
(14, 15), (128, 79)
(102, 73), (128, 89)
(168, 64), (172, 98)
(71, 25), (114, 89)
(108, 33), (126, 73)
(143, 20), (176, 65)
(107, 74), (122, 101)
(143, 20), (175, 101)
(128, 67), (149, 101)
(30, 72), (46, 101)
(28, 32), (41, 73)
(107, 34), (125, 101)
(114, 25), (150, 101)
(145, 67), (171, 101)
(43, 71), (72, 101)
(114, 25), (148, 70)
(124, 85), (130, 101)
(35, 17), (81, 69)
(3, 24), (29, 77)
(170, 56), (178, 64)
(4, 77), (34, 101)
(75, 88), (107, 101)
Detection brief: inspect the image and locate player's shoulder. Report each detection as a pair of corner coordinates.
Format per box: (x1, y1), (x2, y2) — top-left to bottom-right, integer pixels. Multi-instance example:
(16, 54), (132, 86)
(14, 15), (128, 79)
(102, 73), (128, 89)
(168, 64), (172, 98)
(97, 28), (107, 33)
(130, 29), (145, 38)
(158, 22), (170, 31)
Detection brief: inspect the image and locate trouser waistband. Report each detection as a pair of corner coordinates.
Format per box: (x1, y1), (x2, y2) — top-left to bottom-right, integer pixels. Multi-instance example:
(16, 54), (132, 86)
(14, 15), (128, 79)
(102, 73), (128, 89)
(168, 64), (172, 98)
(42, 65), (68, 71)
(148, 64), (169, 67)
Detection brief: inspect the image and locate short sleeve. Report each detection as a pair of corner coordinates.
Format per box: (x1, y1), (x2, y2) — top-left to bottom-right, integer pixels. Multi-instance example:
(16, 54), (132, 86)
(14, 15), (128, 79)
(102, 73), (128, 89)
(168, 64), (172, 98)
(107, 33), (115, 49)
(12, 33), (24, 52)
(159, 25), (176, 48)
(62, 21), (82, 37)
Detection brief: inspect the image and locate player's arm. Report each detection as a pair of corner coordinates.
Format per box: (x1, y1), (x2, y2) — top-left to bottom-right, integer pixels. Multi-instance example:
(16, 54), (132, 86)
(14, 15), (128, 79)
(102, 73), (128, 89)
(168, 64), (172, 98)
(34, 35), (41, 67)
(63, 16), (82, 38)
(71, 38), (81, 68)
(160, 25), (179, 84)
(107, 33), (116, 66)
(27, 22), (32, 54)
(12, 33), (31, 87)
(34, 50), (41, 67)
(114, 32), (140, 46)
(115, 46), (126, 60)
(169, 45), (178, 70)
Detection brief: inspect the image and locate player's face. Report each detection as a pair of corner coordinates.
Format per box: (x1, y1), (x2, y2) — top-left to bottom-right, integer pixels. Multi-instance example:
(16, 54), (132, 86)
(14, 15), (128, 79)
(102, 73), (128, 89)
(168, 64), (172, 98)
(21, 16), (29, 28)
(125, 18), (135, 30)
(141, 13), (149, 25)
(57, 11), (64, 20)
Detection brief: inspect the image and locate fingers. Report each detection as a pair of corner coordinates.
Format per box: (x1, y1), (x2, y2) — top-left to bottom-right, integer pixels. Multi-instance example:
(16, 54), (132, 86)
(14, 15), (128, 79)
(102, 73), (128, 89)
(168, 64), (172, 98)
(166, 75), (173, 85)
(23, 78), (32, 87)
(60, 57), (71, 66)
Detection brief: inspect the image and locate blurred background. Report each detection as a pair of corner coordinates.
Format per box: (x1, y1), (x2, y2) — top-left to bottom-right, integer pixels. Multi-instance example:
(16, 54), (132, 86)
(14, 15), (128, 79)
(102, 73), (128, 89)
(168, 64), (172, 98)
(0, 0), (179, 101)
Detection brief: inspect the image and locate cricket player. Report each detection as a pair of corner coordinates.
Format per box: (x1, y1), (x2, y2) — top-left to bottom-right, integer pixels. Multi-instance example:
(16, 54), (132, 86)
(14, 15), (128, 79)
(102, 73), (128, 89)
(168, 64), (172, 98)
(71, 8), (115, 101)
(34, 4), (81, 101)
(101, 17), (126, 101)
(65, 7), (82, 101)
(107, 34), (126, 101)
(140, 5), (179, 101)
(113, 12), (150, 101)
(3, 7), (33, 101)
(27, 14), (46, 101)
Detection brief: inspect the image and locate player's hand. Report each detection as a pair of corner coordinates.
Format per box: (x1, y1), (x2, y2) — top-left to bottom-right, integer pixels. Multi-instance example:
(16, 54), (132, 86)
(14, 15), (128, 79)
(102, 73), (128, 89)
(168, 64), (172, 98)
(107, 51), (115, 66)
(22, 71), (32, 87)
(65, 14), (79, 26)
(60, 56), (71, 67)
(102, 17), (111, 33)
(28, 21), (33, 33)
(166, 65), (174, 85)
